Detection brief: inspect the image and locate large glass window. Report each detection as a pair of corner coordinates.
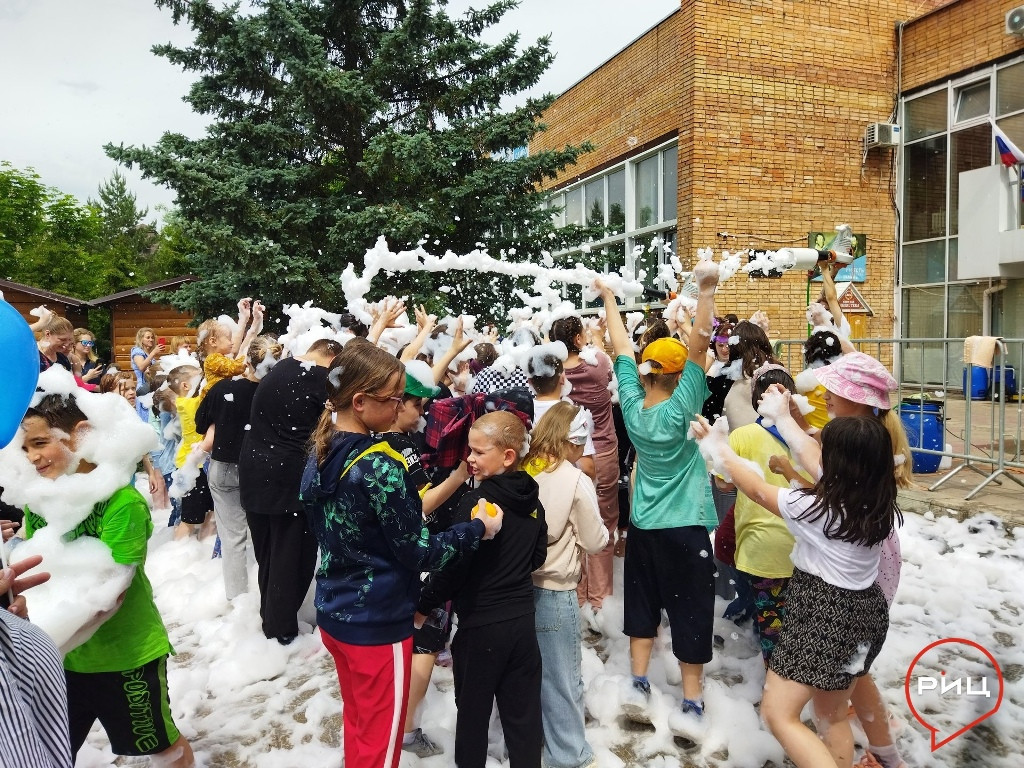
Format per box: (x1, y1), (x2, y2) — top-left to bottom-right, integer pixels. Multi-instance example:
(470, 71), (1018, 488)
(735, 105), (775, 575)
(546, 141), (678, 309)
(905, 90), (948, 141)
(903, 136), (947, 241)
(997, 61), (1024, 115)
(949, 124), (991, 236)
(662, 145), (678, 222)
(954, 81), (989, 123)
(901, 240), (946, 284)
(607, 169), (626, 234)
(564, 187), (583, 227)
(634, 155), (659, 228)
(584, 179), (605, 229)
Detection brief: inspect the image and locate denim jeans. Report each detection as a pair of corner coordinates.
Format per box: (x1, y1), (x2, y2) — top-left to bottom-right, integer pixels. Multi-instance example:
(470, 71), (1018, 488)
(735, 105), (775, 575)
(534, 587), (594, 768)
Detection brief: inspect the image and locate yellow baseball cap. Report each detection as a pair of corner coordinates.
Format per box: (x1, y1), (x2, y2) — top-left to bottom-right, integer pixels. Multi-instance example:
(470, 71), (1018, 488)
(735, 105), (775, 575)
(641, 337), (688, 374)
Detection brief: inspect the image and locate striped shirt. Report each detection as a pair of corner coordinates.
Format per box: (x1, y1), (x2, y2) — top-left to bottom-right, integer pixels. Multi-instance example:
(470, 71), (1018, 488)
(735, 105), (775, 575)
(0, 611), (72, 768)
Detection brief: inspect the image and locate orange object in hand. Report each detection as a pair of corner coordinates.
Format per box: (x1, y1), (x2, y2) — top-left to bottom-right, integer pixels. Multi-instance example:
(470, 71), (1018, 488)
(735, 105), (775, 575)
(471, 499), (497, 519)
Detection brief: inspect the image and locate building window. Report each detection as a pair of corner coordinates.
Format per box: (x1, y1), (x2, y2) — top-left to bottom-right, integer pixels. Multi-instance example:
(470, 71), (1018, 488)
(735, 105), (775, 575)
(900, 56), (1024, 387)
(996, 61), (1024, 115)
(546, 140), (679, 308)
(954, 81), (989, 123)
(904, 90), (947, 141)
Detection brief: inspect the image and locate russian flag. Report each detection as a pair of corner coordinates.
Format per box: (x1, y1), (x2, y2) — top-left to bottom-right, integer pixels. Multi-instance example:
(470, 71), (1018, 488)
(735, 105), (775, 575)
(994, 123), (1024, 167)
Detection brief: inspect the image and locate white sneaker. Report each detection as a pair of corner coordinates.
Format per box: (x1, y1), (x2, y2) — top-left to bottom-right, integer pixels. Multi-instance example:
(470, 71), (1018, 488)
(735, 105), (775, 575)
(621, 678), (653, 724)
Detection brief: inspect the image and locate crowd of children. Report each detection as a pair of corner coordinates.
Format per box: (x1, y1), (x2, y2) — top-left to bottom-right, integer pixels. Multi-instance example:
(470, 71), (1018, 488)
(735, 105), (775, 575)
(0, 252), (916, 768)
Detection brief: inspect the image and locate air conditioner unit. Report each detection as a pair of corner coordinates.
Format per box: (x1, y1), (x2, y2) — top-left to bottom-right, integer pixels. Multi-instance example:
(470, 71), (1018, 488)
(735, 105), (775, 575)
(1007, 6), (1024, 35)
(864, 123), (901, 149)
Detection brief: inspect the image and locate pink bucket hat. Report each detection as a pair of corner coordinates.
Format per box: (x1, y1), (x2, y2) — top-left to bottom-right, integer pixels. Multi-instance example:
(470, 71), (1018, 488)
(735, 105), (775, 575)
(814, 352), (898, 411)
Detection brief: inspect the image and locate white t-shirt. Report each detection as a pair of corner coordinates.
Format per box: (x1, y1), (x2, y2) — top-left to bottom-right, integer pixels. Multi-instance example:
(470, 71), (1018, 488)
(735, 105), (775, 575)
(776, 488), (881, 590)
(531, 397), (595, 456)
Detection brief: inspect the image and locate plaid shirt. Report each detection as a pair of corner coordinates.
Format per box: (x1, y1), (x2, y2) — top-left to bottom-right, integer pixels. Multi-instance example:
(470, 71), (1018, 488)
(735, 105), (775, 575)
(422, 394), (531, 470)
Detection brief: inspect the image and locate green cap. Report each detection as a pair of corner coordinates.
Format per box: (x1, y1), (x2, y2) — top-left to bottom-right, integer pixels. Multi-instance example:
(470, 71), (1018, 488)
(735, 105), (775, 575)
(405, 371), (440, 399)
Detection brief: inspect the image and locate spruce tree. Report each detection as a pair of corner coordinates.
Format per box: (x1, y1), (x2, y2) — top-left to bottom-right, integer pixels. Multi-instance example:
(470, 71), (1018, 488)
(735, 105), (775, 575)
(107, 0), (591, 324)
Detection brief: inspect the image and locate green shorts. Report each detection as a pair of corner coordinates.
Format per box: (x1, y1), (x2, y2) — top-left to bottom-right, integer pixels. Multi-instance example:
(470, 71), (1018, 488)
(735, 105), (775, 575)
(66, 655), (181, 757)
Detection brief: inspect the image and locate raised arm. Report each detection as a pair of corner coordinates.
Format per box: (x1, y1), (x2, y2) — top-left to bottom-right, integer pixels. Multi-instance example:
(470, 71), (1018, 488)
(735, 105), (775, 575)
(400, 305), (436, 363)
(431, 318), (472, 383)
(690, 415), (782, 516)
(232, 297), (253, 355)
(757, 384), (823, 480)
(690, 258), (720, 372)
(596, 282), (634, 359)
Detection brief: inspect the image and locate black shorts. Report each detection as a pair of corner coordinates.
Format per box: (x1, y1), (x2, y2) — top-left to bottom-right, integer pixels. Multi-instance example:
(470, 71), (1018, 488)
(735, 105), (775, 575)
(623, 525), (715, 664)
(413, 601), (453, 654)
(67, 655), (180, 756)
(180, 468), (213, 525)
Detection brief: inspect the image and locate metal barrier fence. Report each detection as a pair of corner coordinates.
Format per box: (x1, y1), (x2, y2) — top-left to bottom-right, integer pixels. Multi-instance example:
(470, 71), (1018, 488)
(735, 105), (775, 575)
(772, 337), (1024, 501)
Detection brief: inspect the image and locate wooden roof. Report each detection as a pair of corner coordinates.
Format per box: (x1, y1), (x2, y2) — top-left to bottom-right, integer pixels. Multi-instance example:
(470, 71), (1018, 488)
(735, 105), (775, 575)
(89, 276), (198, 306)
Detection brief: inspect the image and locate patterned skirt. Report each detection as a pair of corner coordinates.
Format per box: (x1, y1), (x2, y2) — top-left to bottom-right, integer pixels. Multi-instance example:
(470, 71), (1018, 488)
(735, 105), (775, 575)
(768, 568), (889, 691)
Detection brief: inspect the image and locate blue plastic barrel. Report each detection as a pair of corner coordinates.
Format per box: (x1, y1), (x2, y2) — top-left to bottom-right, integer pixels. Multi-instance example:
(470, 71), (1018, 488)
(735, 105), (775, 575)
(962, 366), (989, 400)
(898, 400), (943, 474)
(992, 365), (1017, 398)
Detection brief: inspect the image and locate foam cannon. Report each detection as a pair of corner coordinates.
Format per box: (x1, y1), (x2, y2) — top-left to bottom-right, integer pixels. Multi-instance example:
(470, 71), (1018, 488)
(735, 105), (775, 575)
(743, 224), (857, 278)
(773, 224), (856, 271)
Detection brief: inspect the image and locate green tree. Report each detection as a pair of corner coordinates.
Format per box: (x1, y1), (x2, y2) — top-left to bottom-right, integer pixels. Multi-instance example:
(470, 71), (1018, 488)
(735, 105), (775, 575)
(89, 171), (161, 295)
(107, 0), (591, 324)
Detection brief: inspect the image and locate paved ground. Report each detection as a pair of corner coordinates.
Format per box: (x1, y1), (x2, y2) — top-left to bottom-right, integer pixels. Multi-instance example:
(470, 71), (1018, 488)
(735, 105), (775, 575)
(898, 390), (1024, 528)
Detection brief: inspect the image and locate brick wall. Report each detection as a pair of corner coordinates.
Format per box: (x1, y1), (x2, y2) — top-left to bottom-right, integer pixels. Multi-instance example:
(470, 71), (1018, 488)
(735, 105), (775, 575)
(901, 0), (1024, 91)
(531, 0), (949, 347)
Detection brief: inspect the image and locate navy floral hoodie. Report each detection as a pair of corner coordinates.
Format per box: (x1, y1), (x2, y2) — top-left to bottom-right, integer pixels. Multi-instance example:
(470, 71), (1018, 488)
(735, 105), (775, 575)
(300, 431), (485, 645)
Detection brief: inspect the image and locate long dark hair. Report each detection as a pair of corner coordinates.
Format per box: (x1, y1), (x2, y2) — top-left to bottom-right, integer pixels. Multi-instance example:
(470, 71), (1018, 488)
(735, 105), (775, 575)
(550, 316), (584, 354)
(796, 417), (902, 546)
(731, 321), (773, 378)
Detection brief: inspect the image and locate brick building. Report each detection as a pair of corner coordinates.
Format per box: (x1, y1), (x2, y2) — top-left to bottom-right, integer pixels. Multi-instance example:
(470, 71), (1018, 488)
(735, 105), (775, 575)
(530, 0), (1024, 384)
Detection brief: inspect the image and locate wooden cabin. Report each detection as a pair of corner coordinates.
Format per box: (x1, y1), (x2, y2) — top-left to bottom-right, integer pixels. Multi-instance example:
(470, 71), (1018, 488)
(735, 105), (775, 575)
(90, 277), (197, 371)
(0, 279), (89, 327)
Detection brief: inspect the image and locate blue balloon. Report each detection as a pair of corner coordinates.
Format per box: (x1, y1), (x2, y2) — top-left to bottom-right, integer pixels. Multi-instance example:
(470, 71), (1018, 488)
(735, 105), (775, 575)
(0, 298), (40, 448)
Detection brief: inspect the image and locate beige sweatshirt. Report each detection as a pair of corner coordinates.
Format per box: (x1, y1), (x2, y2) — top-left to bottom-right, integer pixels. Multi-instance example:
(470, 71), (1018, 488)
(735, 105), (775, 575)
(531, 461), (609, 591)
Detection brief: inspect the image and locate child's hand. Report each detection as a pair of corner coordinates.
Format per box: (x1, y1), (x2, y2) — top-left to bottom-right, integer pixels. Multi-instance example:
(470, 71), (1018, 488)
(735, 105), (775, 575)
(452, 318), (472, 354)
(31, 305), (54, 325)
(693, 258), (720, 292)
(474, 499), (504, 540)
(757, 384), (791, 423)
(251, 301), (265, 332)
(237, 297), (252, 319)
(1, 554), (50, 620)
(768, 454), (793, 477)
(1, 519), (20, 542)
(749, 310), (770, 332)
(806, 303), (832, 328)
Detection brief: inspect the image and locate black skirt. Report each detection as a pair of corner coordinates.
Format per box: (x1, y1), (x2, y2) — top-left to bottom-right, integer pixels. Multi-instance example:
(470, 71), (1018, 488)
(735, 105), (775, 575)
(769, 567), (889, 691)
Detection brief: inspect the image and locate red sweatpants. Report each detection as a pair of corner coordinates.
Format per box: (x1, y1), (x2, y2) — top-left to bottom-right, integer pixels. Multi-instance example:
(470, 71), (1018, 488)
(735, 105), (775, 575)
(321, 631), (413, 768)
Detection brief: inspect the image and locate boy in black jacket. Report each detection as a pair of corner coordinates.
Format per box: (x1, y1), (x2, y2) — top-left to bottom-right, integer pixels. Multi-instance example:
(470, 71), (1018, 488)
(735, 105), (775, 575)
(417, 411), (547, 768)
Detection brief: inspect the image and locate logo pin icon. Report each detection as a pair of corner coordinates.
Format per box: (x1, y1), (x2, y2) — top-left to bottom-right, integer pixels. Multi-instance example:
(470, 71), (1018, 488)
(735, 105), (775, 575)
(905, 638), (1004, 751)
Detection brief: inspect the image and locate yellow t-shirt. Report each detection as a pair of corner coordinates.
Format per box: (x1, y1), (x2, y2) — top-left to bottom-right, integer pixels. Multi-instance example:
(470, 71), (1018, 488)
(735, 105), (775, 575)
(802, 383), (830, 431)
(174, 395), (203, 468)
(727, 423), (808, 579)
(201, 353), (246, 399)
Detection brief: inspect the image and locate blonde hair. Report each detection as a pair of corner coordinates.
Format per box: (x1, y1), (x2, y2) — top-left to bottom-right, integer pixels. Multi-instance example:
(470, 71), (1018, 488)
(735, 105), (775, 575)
(170, 335), (193, 352)
(521, 401), (579, 472)
(248, 335), (283, 372)
(134, 327), (156, 348)
(471, 411), (528, 462)
(882, 410), (914, 489)
(35, 314), (73, 340)
(196, 319), (227, 362)
(309, 339), (404, 464)
(73, 327), (98, 362)
(167, 364), (202, 395)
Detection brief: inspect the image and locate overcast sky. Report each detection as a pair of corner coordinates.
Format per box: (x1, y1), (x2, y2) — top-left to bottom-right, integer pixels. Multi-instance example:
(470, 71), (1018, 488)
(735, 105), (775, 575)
(0, 0), (678, 222)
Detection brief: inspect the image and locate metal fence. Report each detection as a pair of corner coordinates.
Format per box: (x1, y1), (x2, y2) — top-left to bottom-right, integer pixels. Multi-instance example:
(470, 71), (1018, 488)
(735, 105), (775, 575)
(772, 337), (1024, 501)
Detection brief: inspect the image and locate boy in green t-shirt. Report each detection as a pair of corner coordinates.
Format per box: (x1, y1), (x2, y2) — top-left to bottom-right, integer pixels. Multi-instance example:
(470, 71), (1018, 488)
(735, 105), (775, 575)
(20, 393), (195, 767)
(595, 258), (720, 740)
